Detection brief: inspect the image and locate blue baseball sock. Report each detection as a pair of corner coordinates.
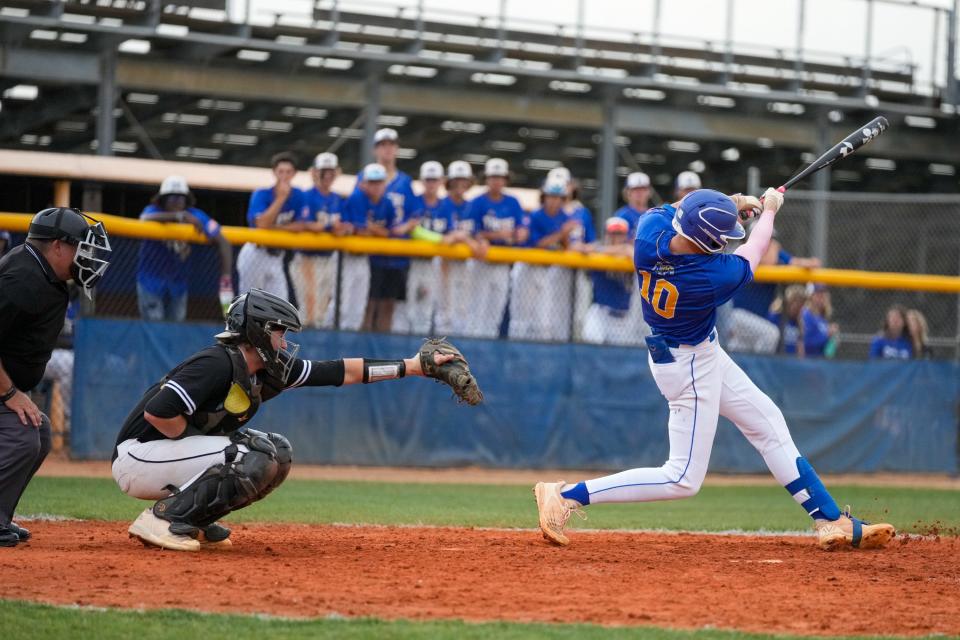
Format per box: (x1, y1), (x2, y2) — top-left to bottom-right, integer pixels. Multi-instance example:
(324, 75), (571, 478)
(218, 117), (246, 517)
(784, 457), (841, 521)
(560, 482), (590, 506)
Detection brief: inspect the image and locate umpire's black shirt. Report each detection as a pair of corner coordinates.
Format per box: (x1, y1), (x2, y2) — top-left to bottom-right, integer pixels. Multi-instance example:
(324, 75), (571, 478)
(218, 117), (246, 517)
(0, 243), (68, 392)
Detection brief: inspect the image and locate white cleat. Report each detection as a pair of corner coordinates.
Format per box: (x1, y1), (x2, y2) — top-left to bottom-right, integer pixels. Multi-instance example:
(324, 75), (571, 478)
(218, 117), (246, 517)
(128, 508), (201, 552)
(533, 481), (586, 546)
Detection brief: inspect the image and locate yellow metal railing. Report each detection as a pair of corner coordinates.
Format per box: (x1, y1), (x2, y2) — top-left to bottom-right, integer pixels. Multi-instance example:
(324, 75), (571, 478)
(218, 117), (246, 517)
(3, 211), (960, 293)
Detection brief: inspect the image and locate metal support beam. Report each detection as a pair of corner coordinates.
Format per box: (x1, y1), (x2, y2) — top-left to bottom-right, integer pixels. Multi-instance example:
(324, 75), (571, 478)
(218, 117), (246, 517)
(53, 180), (71, 208)
(947, 1), (959, 105)
(810, 114), (831, 264)
(361, 67), (381, 166)
(597, 90), (617, 220)
(862, 0), (874, 95)
(723, 0), (735, 84)
(96, 48), (117, 157)
(794, 0), (806, 91)
(650, 0), (662, 75)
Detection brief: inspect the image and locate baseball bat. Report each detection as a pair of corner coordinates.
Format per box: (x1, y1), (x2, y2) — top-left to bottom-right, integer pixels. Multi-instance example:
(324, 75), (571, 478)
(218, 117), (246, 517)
(776, 116), (889, 193)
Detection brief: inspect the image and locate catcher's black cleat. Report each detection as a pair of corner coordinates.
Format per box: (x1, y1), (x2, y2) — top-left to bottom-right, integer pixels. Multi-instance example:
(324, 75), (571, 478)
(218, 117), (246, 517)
(199, 522), (232, 547)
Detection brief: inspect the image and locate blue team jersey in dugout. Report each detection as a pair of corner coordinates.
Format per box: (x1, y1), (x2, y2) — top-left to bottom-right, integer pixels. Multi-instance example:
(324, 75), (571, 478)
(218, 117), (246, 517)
(247, 187), (309, 227)
(634, 205), (753, 344)
(432, 197), (474, 234)
(590, 269), (633, 312)
(614, 205), (647, 238)
(566, 205), (597, 244)
(467, 192), (525, 245)
(303, 188), (345, 257)
(137, 205), (221, 296)
(528, 209), (572, 247)
(413, 195), (447, 233)
(343, 189), (409, 270)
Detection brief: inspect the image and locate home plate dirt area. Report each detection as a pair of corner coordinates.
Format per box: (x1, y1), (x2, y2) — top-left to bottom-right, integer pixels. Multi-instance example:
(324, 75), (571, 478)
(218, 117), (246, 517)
(1, 521), (958, 637)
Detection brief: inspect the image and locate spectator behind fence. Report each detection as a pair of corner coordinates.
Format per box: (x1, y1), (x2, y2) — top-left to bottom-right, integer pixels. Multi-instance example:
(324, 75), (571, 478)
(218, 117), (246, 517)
(336, 163), (390, 331)
(292, 152), (347, 328)
(869, 304), (913, 359)
(549, 166), (597, 246)
(137, 176), (234, 321)
(767, 284), (831, 358)
(807, 283), (839, 358)
(724, 227), (820, 353)
(434, 160), (484, 336)
(615, 172), (652, 236)
(582, 217), (649, 346)
(509, 178), (579, 341)
(392, 160), (445, 335)
(906, 308), (933, 359)
(675, 170), (701, 199)
(463, 158), (528, 338)
(238, 152), (309, 301)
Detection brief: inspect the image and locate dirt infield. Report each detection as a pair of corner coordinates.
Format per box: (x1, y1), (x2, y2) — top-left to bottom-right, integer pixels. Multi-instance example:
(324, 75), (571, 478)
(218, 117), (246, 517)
(2, 521), (958, 636)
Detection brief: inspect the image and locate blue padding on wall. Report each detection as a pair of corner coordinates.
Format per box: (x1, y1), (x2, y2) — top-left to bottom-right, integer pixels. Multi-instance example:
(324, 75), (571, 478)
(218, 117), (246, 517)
(72, 318), (960, 473)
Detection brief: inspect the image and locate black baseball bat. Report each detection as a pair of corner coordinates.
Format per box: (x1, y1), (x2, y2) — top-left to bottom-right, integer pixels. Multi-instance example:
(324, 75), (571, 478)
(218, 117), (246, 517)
(778, 116), (890, 193)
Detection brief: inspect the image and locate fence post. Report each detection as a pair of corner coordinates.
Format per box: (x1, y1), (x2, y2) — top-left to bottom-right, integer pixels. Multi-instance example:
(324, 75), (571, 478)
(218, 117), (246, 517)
(361, 67), (382, 166)
(597, 89), (618, 220)
(810, 114), (831, 264)
(947, 0), (959, 106)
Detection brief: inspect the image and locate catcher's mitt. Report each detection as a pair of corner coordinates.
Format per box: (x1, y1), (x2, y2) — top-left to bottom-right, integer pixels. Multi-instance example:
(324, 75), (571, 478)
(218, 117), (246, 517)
(419, 337), (483, 405)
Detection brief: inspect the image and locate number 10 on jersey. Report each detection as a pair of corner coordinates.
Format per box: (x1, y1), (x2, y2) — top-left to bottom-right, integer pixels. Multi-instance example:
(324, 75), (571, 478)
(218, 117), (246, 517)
(638, 270), (679, 319)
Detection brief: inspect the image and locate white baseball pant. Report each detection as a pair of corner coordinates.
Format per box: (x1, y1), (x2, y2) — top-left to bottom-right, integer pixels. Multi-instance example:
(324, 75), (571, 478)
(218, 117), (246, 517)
(583, 336), (807, 506)
(324, 254), (369, 331)
(463, 260), (510, 339)
(392, 257), (439, 334)
(237, 244), (288, 301)
(434, 260), (472, 336)
(289, 252), (339, 329)
(508, 263), (572, 341)
(113, 436), (251, 501)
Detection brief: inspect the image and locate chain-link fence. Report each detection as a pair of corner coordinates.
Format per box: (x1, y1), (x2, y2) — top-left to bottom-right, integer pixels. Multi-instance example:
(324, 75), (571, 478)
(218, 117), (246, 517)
(4, 189), (958, 361)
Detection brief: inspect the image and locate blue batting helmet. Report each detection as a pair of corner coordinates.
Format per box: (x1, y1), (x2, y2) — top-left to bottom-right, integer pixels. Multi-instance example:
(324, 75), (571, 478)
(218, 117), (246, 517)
(671, 189), (745, 254)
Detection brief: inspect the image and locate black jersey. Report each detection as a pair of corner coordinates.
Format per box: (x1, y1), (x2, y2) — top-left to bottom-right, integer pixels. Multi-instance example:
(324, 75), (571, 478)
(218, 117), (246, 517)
(113, 343), (345, 460)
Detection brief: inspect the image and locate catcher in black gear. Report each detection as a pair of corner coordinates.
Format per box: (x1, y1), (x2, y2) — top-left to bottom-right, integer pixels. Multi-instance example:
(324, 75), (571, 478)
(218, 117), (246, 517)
(112, 288), (482, 551)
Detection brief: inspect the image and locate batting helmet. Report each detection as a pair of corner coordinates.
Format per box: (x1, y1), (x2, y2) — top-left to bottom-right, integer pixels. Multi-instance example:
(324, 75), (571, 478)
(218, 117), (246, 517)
(671, 189), (744, 254)
(27, 207), (111, 294)
(216, 289), (302, 383)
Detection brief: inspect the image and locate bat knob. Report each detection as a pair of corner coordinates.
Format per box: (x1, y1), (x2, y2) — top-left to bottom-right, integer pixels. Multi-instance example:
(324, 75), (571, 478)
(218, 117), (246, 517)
(777, 186), (786, 193)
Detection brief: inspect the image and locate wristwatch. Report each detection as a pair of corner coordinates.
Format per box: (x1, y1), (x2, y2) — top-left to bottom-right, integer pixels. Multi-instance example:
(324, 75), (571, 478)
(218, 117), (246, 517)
(0, 385), (17, 405)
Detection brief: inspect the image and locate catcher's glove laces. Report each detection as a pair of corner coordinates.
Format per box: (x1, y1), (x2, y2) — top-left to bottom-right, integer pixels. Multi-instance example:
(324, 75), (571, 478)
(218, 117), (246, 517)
(419, 337), (484, 406)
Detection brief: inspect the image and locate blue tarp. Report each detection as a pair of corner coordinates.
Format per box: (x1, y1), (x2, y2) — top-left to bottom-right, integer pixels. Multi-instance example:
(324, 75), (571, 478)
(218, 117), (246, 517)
(72, 318), (960, 473)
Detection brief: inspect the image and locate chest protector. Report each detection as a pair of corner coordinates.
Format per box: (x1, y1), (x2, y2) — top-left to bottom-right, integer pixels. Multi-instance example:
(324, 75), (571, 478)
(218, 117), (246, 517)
(161, 345), (262, 435)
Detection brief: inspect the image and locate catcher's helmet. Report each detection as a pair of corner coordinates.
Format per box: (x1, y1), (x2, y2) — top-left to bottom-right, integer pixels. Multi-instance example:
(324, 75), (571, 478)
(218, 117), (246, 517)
(671, 189), (744, 254)
(216, 289), (302, 383)
(28, 207), (111, 294)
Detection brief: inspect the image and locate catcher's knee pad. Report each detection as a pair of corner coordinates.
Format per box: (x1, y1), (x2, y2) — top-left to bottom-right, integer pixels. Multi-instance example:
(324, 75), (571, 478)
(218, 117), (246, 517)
(784, 456), (841, 520)
(153, 432), (286, 530)
(261, 432), (292, 498)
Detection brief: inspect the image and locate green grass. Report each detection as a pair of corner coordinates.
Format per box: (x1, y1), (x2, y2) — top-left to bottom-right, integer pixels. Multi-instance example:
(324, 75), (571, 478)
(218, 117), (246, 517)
(2, 600), (954, 640)
(18, 476), (959, 533)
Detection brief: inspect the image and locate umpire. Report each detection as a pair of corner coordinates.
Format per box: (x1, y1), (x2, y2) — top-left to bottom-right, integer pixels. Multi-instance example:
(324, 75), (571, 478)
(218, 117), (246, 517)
(0, 208), (110, 547)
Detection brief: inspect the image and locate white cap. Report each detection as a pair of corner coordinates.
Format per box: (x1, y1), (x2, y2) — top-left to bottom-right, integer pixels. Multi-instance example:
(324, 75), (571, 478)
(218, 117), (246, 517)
(546, 166), (572, 184)
(676, 170), (702, 190)
(313, 152), (338, 170)
(159, 175), (190, 196)
(542, 178), (568, 196)
(447, 160), (473, 180)
(420, 160), (444, 180)
(625, 172), (650, 189)
(362, 163), (388, 182)
(373, 128), (399, 144)
(484, 157), (509, 177)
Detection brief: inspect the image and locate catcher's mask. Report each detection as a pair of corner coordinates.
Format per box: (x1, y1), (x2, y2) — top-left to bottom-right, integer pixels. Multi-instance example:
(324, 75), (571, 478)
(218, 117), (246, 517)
(216, 289), (302, 383)
(28, 207), (111, 297)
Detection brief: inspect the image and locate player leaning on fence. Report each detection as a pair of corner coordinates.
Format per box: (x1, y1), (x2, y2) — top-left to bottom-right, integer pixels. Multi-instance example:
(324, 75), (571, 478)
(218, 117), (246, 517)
(534, 188), (896, 551)
(0, 208), (111, 547)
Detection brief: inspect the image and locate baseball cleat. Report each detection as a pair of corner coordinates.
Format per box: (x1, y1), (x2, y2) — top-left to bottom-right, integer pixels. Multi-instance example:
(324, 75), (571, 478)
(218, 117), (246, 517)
(198, 523), (232, 548)
(533, 481), (585, 546)
(814, 507), (895, 551)
(8, 522), (30, 541)
(128, 508), (200, 552)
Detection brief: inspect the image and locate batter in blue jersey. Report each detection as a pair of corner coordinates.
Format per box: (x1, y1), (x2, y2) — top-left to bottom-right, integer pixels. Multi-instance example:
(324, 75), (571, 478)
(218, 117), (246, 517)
(535, 188), (895, 552)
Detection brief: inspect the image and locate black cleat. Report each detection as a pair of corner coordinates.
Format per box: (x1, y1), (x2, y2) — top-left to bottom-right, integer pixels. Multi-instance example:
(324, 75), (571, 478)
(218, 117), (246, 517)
(199, 523), (232, 547)
(9, 522), (31, 541)
(0, 525), (20, 548)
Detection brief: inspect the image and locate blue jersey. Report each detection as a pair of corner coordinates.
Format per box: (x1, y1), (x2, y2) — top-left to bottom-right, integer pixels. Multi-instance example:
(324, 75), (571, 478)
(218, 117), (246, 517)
(302, 188), (345, 257)
(590, 269), (633, 311)
(614, 205), (647, 238)
(634, 205), (752, 344)
(247, 186), (309, 228)
(343, 189), (408, 270)
(733, 248), (792, 316)
(433, 197), (474, 234)
(355, 169), (418, 223)
(566, 205), (597, 244)
(413, 195), (447, 233)
(869, 336), (912, 359)
(137, 205), (221, 297)
(467, 192), (526, 246)
(768, 308), (830, 356)
(528, 208), (571, 248)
